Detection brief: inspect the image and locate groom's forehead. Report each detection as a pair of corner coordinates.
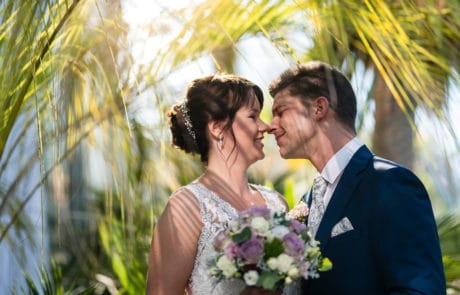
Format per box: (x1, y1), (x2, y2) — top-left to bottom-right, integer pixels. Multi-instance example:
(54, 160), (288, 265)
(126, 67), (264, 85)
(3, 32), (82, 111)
(272, 93), (301, 109)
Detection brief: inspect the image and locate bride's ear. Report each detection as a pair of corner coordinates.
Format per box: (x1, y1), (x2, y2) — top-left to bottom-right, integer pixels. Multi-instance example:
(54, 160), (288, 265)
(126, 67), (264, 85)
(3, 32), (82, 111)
(207, 120), (227, 140)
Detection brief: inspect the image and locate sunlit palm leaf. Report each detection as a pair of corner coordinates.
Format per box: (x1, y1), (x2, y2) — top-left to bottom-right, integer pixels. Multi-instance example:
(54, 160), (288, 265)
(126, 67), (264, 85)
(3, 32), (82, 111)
(306, 0), (459, 127)
(157, 0), (298, 71)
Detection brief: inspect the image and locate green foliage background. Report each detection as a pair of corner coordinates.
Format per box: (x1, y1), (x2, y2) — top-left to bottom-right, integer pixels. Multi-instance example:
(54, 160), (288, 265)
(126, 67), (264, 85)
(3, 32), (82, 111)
(0, 0), (459, 293)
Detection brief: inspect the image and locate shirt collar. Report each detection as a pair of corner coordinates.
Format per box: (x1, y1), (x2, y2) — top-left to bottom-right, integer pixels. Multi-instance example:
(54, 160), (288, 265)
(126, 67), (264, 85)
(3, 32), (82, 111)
(320, 137), (363, 184)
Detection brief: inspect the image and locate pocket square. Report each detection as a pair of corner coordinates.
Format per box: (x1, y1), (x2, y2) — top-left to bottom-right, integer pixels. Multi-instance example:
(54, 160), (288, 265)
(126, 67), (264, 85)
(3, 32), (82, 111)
(331, 217), (354, 237)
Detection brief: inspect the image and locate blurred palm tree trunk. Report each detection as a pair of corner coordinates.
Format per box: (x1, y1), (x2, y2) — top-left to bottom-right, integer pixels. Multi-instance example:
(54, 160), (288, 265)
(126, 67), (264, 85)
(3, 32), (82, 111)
(212, 45), (236, 73)
(372, 71), (415, 169)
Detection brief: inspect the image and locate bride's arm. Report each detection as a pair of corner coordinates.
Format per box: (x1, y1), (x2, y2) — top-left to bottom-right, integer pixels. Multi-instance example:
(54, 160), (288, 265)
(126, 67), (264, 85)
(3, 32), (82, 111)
(146, 190), (202, 295)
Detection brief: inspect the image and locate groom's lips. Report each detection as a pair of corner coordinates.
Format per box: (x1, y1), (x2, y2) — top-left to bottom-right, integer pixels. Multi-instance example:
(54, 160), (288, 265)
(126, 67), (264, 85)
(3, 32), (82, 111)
(274, 132), (285, 142)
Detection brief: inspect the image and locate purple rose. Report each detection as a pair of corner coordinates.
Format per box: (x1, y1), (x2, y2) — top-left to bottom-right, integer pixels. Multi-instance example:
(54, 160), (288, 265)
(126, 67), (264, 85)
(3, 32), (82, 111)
(290, 219), (307, 233)
(237, 237), (264, 264)
(283, 232), (304, 258)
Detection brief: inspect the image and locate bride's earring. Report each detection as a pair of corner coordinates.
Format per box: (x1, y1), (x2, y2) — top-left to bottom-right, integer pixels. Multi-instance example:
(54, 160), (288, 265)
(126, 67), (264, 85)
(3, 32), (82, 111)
(218, 134), (224, 150)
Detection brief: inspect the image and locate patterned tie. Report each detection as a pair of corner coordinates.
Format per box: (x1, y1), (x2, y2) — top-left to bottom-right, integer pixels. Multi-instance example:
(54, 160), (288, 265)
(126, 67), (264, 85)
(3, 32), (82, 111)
(307, 176), (328, 238)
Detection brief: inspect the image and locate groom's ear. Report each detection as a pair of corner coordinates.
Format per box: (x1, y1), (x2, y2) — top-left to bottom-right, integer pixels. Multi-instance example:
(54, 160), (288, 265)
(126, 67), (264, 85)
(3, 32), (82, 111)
(313, 96), (329, 120)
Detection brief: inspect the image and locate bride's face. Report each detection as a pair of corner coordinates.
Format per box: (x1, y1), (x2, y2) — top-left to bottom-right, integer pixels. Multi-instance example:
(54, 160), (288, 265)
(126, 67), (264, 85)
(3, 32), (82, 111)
(230, 98), (269, 165)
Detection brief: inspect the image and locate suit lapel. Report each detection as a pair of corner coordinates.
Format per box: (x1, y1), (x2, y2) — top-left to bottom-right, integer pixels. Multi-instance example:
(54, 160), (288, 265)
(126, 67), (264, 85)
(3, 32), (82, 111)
(315, 145), (373, 250)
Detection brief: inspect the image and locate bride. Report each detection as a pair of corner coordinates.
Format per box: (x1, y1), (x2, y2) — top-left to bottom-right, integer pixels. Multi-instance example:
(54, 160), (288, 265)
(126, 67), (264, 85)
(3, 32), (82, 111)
(145, 74), (288, 295)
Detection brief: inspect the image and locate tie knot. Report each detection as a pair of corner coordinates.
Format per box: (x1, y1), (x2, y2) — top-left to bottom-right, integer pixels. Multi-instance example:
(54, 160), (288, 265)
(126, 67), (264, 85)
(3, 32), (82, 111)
(313, 175), (327, 186)
(312, 176), (327, 198)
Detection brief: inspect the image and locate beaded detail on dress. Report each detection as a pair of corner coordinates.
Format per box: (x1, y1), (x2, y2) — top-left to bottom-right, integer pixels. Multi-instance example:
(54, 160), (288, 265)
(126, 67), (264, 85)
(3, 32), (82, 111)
(184, 182), (286, 295)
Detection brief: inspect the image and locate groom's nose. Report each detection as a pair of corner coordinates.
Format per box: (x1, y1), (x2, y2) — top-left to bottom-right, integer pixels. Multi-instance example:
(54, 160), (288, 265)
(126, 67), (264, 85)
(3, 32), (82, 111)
(267, 118), (278, 134)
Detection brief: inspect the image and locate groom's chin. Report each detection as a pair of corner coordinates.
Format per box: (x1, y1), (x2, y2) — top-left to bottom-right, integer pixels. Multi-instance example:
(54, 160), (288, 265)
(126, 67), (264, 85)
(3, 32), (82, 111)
(278, 149), (289, 159)
(278, 149), (297, 159)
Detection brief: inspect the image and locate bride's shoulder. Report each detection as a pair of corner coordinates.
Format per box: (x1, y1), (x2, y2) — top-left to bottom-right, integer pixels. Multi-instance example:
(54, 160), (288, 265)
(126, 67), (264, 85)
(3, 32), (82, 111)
(165, 184), (201, 210)
(157, 186), (203, 229)
(169, 182), (201, 201)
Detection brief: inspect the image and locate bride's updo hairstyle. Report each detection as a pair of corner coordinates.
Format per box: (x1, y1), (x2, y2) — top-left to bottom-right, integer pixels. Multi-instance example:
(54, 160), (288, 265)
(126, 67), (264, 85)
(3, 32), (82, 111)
(167, 74), (264, 163)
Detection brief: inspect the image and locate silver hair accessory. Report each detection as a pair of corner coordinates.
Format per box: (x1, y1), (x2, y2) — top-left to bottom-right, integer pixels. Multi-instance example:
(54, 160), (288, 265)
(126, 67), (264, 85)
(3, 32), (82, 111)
(179, 102), (197, 145)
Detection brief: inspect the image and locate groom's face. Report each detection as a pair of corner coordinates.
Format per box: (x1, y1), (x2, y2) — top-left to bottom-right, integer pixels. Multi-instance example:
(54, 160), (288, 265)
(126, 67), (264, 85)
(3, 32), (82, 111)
(269, 89), (317, 159)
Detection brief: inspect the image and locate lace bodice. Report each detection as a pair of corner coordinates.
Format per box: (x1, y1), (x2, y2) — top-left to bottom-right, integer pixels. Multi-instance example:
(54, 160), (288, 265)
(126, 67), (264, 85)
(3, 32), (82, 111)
(183, 182), (286, 295)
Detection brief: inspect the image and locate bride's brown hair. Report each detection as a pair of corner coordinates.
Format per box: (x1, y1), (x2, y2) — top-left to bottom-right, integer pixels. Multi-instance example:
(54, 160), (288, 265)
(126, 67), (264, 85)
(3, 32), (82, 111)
(167, 74), (264, 163)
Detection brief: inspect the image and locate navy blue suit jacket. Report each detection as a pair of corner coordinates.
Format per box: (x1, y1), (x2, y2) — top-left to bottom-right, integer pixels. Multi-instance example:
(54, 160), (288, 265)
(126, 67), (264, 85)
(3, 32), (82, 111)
(301, 145), (445, 294)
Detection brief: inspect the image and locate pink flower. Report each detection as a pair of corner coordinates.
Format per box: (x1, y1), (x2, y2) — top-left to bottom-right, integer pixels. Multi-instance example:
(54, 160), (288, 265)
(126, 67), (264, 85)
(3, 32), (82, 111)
(224, 242), (239, 259)
(213, 230), (229, 250)
(288, 202), (309, 222)
(237, 237), (264, 264)
(300, 262), (311, 279)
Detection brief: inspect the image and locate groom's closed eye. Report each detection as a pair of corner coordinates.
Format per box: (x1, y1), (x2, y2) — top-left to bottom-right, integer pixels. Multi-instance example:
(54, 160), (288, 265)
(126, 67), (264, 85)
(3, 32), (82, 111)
(273, 106), (287, 117)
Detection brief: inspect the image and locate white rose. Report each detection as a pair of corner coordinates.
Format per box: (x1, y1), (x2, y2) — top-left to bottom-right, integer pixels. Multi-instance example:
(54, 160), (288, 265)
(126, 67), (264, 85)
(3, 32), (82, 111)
(267, 257), (278, 270)
(264, 231), (275, 242)
(272, 225), (290, 239)
(216, 255), (237, 278)
(243, 270), (259, 286)
(251, 217), (269, 234)
(229, 220), (240, 231)
(276, 254), (294, 273)
(288, 267), (300, 278)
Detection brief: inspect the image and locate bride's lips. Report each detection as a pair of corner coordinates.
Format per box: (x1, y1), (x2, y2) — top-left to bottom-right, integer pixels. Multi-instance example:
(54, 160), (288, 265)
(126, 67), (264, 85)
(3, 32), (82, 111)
(255, 137), (264, 149)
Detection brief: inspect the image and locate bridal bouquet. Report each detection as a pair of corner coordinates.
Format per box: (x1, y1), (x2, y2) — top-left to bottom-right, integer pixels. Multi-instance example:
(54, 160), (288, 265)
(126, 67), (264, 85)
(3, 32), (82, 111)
(208, 204), (331, 291)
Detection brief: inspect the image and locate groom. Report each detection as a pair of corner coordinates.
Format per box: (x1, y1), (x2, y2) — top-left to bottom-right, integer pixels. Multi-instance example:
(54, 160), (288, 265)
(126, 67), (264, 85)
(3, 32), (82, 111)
(268, 61), (445, 294)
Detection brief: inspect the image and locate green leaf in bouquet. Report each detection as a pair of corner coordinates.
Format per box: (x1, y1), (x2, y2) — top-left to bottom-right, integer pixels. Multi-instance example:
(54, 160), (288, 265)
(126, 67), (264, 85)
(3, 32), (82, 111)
(300, 230), (311, 241)
(318, 257), (333, 272)
(273, 212), (291, 227)
(279, 219), (291, 227)
(256, 271), (283, 291)
(264, 239), (284, 259)
(232, 227), (252, 244)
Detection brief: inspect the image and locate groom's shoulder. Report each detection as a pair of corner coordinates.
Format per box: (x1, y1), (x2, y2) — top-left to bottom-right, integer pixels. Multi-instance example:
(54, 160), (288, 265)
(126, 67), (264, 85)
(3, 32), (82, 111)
(372, 156), (401, 171)
(357, 145), (404, 172)
(369, 155), (420, 182)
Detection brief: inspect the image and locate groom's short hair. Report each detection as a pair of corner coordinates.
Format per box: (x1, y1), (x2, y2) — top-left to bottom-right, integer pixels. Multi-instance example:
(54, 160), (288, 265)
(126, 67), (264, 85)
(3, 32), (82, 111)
(269, 61), (357, 133)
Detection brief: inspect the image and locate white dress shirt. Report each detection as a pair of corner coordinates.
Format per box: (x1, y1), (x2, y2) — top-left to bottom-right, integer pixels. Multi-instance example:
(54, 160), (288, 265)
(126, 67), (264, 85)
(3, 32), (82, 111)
(315, 137), (363, 208)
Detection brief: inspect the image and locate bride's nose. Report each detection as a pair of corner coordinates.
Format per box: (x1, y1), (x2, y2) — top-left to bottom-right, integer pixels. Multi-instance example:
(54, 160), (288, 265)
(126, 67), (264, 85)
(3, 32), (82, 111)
(258, 119), (269, 133)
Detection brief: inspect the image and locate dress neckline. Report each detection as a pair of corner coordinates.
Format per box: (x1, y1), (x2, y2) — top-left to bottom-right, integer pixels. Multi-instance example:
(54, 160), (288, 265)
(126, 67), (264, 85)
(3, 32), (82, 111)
(191, 182), (268, 213)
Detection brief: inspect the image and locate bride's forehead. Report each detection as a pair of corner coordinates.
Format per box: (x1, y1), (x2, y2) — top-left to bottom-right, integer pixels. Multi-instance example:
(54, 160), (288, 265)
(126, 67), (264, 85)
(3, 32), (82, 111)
(238, 100), (261, 114)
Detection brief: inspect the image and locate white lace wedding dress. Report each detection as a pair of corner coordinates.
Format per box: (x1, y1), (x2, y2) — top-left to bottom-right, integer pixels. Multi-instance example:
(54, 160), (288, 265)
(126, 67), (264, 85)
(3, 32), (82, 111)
(183, 182), (300, 295)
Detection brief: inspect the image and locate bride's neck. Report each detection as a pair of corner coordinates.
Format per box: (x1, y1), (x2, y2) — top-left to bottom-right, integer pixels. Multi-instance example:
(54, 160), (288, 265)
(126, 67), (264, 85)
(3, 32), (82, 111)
(201, 164), (251, 197)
